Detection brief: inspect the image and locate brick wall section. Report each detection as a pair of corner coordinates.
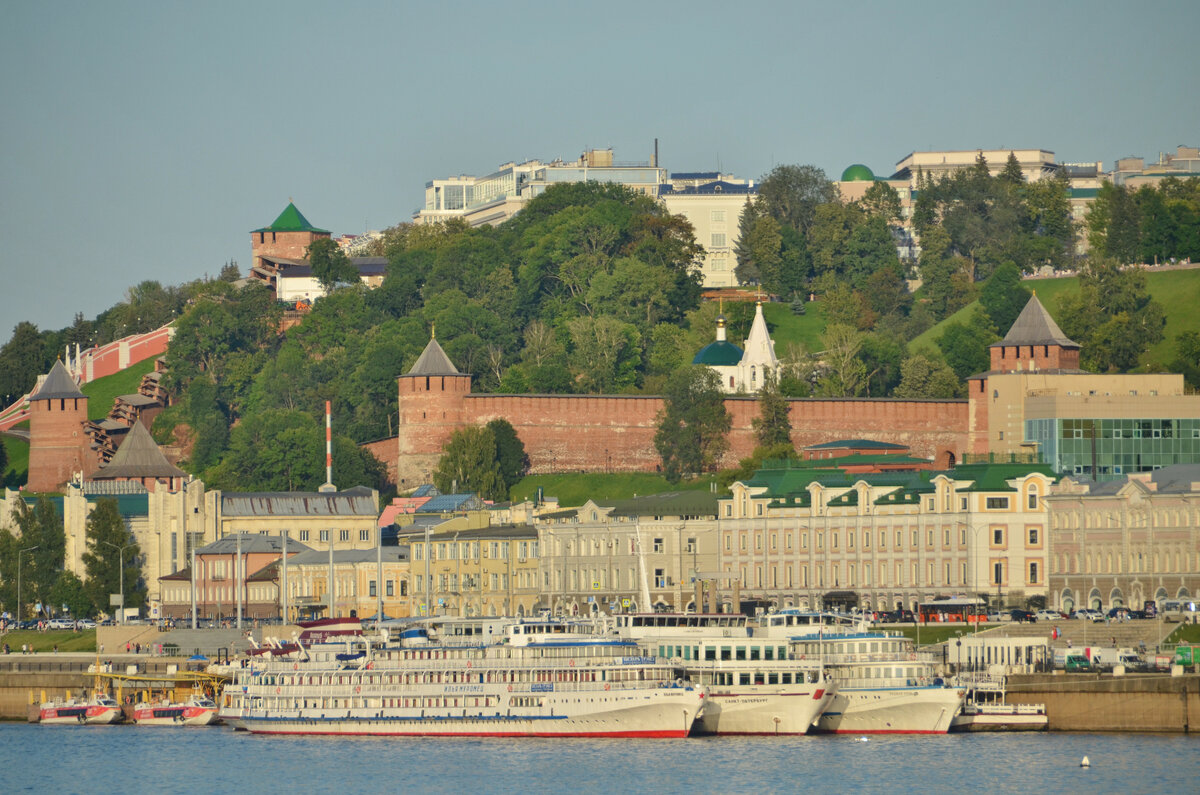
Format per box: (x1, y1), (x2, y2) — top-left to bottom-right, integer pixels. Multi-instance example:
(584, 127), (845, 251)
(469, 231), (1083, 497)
(27, 397), (94, 492)
(990, 343), (1079, 372)
(389, 383), (969, 485)
(251, 229), (328, 272)
(967, 377), (991, 455)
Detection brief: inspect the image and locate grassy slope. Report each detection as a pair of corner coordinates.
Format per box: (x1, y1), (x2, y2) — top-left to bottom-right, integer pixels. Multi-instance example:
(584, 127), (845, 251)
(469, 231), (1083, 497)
(0, 359), (156, 486)
(0, 629), (97, 653)
(910, 269), (1200, 366)
(763, 299), (828, 353)
(510, 473), (718, 506)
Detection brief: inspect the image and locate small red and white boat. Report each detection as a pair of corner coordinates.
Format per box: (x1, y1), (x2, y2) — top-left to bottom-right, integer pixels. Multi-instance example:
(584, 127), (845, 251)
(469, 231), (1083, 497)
(132, 695), (221, 726)
(39, 694), (124, 725)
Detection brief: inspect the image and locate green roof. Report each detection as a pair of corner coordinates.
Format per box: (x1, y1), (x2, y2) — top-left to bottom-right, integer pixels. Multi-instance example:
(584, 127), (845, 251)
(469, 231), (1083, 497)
(841, 164), (875, 182)
(693, 340), (743, 366)
(252, 202), (330, 234)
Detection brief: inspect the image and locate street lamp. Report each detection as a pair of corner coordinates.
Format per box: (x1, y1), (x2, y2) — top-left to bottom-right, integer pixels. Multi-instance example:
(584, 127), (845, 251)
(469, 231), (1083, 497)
(102, 540), (135, 625)
(16, 545), (38, 622)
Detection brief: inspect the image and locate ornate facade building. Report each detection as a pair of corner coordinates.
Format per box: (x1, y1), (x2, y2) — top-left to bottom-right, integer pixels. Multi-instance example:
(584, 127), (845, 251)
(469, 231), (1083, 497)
(1045, 464), (1200, 613)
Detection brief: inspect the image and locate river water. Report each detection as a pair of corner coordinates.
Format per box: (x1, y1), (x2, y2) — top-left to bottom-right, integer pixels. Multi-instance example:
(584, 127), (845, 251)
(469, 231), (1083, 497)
(3, 724), (1196, 794)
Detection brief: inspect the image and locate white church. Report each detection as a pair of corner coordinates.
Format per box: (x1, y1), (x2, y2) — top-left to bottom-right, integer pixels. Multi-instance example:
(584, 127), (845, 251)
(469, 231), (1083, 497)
(692, 301), (779, 393)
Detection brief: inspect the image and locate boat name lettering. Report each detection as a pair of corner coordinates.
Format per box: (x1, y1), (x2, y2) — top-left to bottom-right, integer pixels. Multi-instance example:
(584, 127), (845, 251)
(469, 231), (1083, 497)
(621, 657), (656, 665)
(443, 685), (485, 693)
(530, 683), (555, 693)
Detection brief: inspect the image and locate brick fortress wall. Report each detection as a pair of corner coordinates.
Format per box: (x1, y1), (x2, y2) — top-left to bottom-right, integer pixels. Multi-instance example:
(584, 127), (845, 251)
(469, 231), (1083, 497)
(388, 380), (968, 486)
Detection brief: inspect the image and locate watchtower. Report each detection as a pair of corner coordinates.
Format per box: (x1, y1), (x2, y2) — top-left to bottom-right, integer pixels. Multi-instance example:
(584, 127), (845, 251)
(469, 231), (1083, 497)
(27, 361), (92, 492)
(396, 334), (471, 484)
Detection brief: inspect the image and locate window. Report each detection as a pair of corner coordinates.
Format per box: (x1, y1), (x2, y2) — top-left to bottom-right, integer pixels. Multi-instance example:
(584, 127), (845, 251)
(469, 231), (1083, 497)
(711, 233), (726, 248)
(711, 209), (726, 222)
(1027, 493), (1038, 510)
(986, 497), (1010, 510)
(652, 538), (664, 553)
(360, 529), (370, 542)
(369, 580), (377, 597)
(299, 530), (309, 542)
(386, 580), (394, 597)
(724, 504), (732, 517)
(1029, 562), (1039, 584)
(993, 562), (1003, 585)
(1028, 527), (1039, 545)
(319, 530), (329, 542)
(992, 528), (1004, 545)
(340, 529), (350, 542)
(685, 537), (696, 553)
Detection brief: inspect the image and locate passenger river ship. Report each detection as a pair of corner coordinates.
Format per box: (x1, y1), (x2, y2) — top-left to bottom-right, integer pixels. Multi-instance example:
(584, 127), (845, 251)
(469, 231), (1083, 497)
(218, 618), (704, 738)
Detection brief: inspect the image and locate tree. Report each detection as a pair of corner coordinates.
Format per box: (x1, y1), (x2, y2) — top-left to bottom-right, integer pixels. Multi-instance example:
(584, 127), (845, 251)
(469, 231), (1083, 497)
(654, 367), (731, 482)
(816, 323), (867, 397)
(49, 571), (93, 618)
(859, 181), (902, 223)
(1169, 331), (1200, 389)
(13, 496), (65, 611)
(307, 238), (360, 293)
(487, 418), (528, 492)
(0, 321), (47, 405)
(432, 425), (506, 501)
(82, 498), (145, 614)
(751, 371), (793, 447)
(937, 310), (997, 381)
(980, 263), (1031, 333)
(894, 353), (963, 398)
(756, 164), (838, 234)
(1057, 257), (1165, 372)
(998, 152), (1025, 187)
(218, 260), (241, 281)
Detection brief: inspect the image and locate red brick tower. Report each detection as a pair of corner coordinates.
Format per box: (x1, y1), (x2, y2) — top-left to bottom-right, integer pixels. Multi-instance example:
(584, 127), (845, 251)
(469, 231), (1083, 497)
(967, 293), (1084, 454)
(396, 333), (471, 485)
(249, 201), (331, 288)
(27, 361), (93, 492)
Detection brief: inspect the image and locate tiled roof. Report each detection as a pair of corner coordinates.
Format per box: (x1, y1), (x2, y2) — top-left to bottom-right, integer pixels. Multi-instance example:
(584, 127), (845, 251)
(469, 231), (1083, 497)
(92, 422), (186, 480)
(30, 360), (85, 401)
(219, 486), (377, 517)
(805, 439), (908, 451)
(406, 336), (460, 376)
(251, 202), (330, 234)
(992, 294), (1079, 348)
(196, 533), (315, 556)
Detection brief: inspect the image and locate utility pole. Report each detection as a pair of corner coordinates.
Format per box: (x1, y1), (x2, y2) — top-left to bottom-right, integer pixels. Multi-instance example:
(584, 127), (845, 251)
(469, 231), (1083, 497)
(101, 541), (133, 624)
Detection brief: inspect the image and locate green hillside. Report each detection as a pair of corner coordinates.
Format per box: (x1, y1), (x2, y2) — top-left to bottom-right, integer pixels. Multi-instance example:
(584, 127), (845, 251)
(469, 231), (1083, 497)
(910, 268), (1200, 367)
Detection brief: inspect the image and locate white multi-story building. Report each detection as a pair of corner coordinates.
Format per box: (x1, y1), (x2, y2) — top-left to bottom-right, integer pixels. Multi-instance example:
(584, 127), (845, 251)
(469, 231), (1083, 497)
(415, 148), (668, 227)
(660, 174), (756, 287)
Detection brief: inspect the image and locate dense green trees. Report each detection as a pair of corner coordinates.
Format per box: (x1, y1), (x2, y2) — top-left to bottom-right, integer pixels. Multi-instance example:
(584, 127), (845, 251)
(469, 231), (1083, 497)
(82, 498), (145, 613)
(1086, 177), (1200, 264)
(307, 238), (360, 292)
(751, 372), (792, 447)
(654, 367), (731, 482)
(432, 425), (506, 501)
(1057, 257), (1166, 372)
(12, 497), (65, 610)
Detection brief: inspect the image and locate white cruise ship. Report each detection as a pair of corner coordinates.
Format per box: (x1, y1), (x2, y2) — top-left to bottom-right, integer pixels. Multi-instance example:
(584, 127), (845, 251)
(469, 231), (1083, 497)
(759, 611), (964, 734)
(614, 614), (834, 735)
(218, 617), (705, 738)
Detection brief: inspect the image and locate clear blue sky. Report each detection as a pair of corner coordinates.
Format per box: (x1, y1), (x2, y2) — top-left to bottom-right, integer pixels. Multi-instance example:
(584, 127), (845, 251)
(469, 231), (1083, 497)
(2, 0), (1197, 332)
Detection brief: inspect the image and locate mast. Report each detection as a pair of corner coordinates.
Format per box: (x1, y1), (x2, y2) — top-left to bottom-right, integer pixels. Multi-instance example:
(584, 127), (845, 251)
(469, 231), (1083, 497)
(634, 520), (653, 612)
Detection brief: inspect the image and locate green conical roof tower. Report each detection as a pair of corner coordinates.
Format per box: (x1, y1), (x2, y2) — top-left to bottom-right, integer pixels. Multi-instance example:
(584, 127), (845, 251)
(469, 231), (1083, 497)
(252, 202), (330, 234)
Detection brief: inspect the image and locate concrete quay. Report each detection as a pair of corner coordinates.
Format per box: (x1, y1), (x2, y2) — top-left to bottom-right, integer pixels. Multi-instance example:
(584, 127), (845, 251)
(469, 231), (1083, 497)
(1006, 672), (1199, 732)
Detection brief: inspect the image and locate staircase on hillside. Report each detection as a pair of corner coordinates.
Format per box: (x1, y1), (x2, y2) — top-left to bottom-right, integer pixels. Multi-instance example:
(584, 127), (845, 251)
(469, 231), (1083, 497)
(85, 361), (172, 466)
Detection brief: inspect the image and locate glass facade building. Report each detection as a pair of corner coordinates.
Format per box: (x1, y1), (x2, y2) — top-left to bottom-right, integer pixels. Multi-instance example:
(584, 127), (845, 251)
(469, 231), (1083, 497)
(1027, 417), (1200, 479)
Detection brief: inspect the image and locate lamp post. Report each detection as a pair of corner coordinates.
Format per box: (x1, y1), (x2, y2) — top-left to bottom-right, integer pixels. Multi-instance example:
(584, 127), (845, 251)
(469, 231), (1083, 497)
(101, 540), (134, 625)
(16, 545), (38, 622)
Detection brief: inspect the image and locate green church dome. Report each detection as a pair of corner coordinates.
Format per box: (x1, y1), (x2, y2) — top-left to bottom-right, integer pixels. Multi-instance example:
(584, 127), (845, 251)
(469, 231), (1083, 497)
(693, 340), (743, 366)
(840, 164), (875, 182)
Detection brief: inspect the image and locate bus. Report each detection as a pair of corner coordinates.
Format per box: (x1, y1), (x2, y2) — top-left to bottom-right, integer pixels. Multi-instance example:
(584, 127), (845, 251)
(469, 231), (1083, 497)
(919, 597), (987, 624)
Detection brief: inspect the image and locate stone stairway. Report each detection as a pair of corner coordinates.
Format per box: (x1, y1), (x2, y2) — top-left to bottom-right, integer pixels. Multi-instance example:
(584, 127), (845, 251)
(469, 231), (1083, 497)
(980, 619), (1175, 652)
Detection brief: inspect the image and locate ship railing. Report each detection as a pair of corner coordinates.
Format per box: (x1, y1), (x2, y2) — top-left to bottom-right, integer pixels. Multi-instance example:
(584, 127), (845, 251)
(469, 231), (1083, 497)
(245, 654), (654, 674)
(235, 678), (688, 698)
(793, 652), (919, 664)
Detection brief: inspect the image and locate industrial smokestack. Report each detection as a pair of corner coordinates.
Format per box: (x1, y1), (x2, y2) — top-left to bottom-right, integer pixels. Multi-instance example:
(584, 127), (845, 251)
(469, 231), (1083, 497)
(319, 400), (336, 493)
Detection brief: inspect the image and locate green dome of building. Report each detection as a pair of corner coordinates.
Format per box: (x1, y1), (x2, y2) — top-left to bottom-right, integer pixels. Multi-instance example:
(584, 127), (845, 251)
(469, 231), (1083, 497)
(840, 164), (875, 182)
(692, 340), (743, 366)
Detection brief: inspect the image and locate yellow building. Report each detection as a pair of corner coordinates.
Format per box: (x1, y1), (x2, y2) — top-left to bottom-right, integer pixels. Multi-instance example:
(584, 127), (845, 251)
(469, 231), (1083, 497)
(207, 486), (381, 549)
(400, 524), (540, 618)
(269, 547), (411, 621)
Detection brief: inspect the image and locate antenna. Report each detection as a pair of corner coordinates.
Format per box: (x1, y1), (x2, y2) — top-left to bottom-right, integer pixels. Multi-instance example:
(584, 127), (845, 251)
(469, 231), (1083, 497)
(319, 400), (336, 492)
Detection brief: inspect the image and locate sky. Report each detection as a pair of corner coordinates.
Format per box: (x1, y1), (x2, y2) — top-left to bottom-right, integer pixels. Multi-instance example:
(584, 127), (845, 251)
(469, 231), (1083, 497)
(1, 0), (1197, 333)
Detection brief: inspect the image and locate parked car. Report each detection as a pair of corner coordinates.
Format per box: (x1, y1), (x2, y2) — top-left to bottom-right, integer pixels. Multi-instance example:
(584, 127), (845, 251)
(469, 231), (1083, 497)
(77, 618), (97, 629)
(1035, 610), (1063, 622)
(1009, 609), (1037, 623)
(47, 618), (76, 630)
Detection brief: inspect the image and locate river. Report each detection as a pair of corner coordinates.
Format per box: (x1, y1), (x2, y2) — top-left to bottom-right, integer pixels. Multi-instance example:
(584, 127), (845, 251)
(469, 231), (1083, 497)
(3, 725), (1197, 793)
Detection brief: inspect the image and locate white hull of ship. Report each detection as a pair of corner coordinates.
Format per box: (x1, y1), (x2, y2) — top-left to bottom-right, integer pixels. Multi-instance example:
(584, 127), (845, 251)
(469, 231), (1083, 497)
(815, 686), (963, 734)
(694, 686), (834, 735)
(223, 690), (702, 738)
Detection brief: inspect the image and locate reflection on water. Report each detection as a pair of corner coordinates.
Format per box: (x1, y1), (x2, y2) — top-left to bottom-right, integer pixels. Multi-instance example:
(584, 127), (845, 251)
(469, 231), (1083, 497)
(2, 724), (1198, 794)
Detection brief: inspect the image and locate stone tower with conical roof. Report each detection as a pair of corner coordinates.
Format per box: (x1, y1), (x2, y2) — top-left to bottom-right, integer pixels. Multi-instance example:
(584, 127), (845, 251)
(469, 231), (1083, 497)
(396, 332), (472, 485)
(27, 360), (93, 492)
(250, 201), (331, 279)
(987, 293), (1081, 373)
